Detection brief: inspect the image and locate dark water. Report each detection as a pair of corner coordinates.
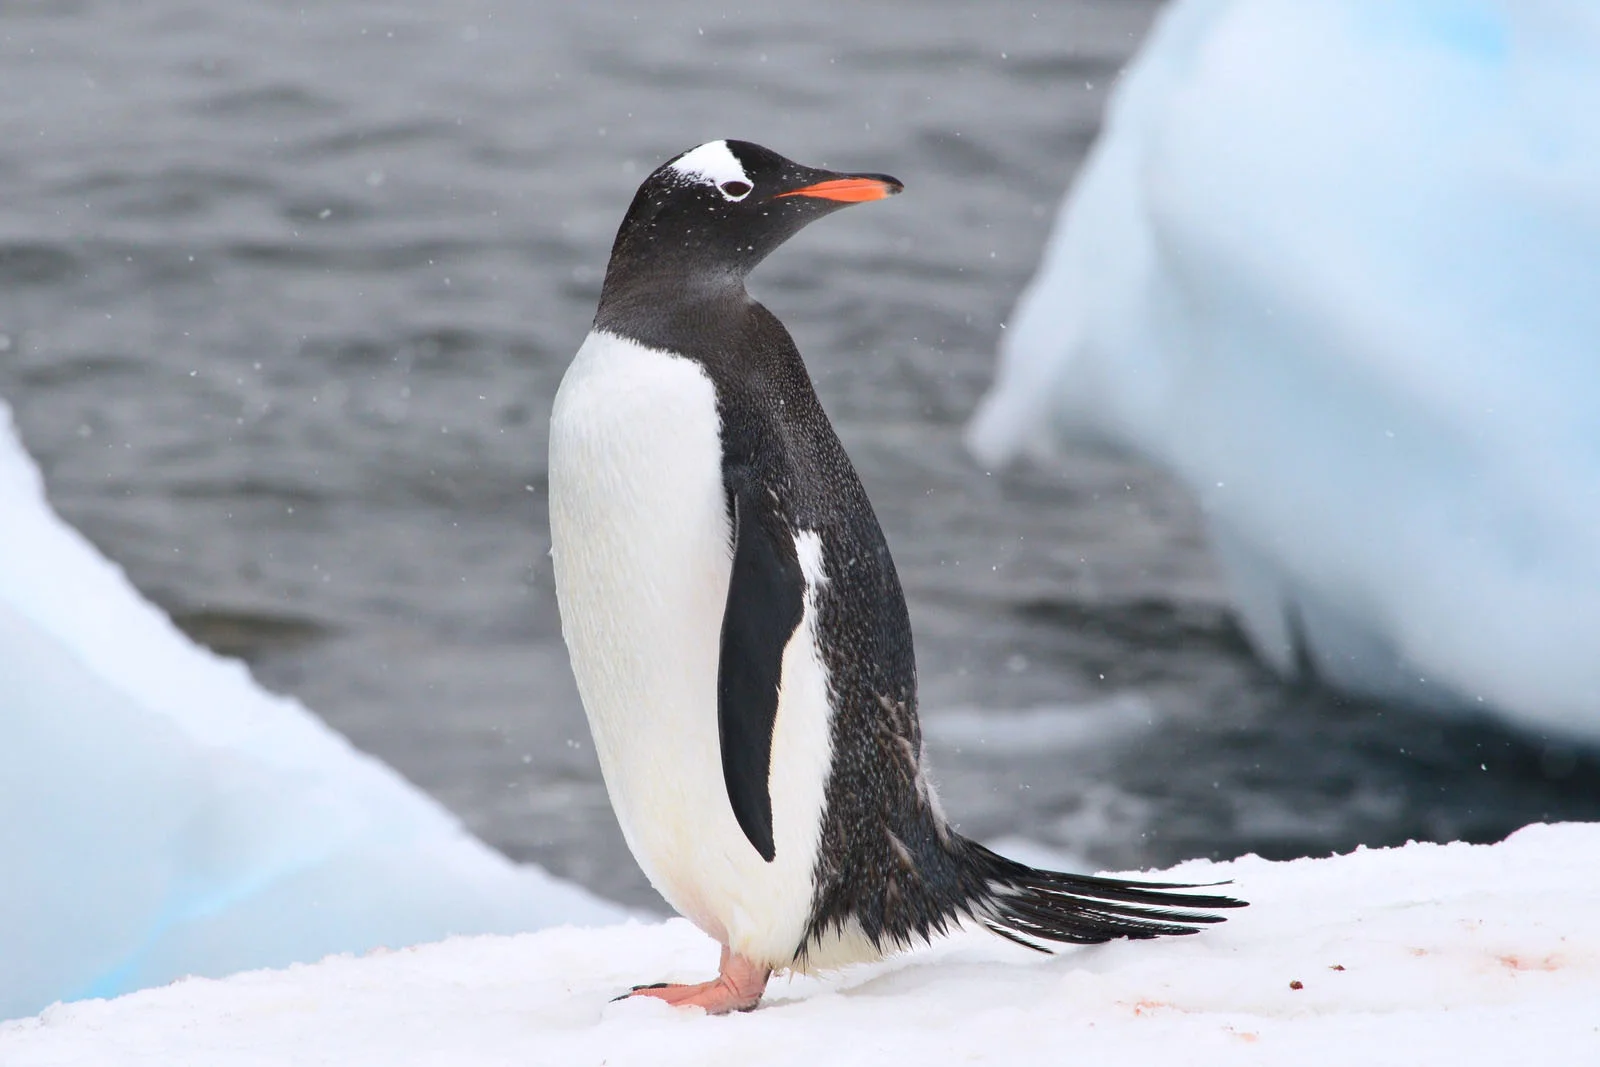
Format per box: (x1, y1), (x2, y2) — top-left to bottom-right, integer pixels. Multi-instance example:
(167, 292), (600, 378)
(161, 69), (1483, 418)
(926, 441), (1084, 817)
(4, 0), (1597, 909)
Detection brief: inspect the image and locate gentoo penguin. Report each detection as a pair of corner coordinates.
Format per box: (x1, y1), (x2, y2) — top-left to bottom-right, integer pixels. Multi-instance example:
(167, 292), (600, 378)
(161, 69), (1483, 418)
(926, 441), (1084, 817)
(548, 139), (1244, 1014)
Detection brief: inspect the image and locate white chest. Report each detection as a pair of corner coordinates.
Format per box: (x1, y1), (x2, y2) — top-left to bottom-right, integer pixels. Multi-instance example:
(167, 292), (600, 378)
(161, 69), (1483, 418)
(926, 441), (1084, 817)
(547, 330), (839, 966)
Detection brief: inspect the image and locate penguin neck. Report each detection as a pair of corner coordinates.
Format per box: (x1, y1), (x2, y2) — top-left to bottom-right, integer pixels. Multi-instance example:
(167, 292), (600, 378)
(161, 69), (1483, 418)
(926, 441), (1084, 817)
(594, 261), (756, 355)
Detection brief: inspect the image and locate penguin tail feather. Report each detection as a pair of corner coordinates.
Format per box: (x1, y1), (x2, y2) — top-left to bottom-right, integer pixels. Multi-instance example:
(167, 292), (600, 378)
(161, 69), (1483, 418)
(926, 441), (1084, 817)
(962, 838), (1247, 950)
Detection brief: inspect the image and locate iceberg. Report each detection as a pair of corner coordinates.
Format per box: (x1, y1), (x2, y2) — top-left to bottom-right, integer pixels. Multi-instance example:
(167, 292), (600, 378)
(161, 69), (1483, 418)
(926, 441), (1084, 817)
(969, 0), (1600, 736)
(0, 398), (622, 1022)
(4, 824), (1596, 1063)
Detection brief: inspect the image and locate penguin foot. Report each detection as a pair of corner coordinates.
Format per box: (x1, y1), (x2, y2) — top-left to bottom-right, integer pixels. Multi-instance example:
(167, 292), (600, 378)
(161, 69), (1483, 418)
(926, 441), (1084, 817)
(621, 945), (771, 1014)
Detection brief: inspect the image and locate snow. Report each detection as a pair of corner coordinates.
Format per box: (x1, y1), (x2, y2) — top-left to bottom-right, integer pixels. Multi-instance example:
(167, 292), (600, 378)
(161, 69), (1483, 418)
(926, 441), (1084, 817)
(0, 398), (623, 1023)
(968, 0), (1600, 736)
(3, 823), (1595, 1064)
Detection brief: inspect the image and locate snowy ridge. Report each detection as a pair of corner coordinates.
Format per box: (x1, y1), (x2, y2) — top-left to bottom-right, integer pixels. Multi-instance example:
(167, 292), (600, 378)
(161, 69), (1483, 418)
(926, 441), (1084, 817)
(0, 398), (622, 1021)
(969, 0), (1600, 735)
(3, 824), (1595, 1064)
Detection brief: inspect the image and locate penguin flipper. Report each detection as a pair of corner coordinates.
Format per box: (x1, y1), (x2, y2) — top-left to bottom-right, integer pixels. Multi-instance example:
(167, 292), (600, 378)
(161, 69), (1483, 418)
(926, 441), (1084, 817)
(717, 477), (805, 863)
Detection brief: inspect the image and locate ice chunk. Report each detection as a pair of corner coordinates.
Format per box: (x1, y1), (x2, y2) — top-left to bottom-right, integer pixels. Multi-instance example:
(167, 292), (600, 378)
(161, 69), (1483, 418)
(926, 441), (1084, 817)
(970, 0), (1600, 736)
(0, 398), (621, 1021)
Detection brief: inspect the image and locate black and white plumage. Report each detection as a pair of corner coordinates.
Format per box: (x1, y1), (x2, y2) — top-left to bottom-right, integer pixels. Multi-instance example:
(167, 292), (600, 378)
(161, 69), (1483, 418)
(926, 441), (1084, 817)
(548, 140), (1243, 1009)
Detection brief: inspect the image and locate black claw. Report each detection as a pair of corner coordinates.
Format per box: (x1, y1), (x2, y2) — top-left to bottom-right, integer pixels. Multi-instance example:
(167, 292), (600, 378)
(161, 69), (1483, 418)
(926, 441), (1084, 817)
(613, 981), (674, 1000)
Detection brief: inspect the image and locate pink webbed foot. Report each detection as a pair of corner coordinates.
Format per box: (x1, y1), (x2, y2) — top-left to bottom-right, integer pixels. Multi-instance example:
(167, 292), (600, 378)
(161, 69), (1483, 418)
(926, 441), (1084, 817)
(620, 945), (772, 1014)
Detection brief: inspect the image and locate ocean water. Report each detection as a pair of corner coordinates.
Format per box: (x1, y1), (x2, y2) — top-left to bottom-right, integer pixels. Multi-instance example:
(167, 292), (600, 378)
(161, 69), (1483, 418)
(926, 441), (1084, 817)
(3, 0), (1596, 909)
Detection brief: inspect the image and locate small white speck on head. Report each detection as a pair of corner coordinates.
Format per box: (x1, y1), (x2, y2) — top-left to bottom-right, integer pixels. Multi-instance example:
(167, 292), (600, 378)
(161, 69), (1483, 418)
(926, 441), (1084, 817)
(668, 140), (753, 201)
(795, 530), (828, 589)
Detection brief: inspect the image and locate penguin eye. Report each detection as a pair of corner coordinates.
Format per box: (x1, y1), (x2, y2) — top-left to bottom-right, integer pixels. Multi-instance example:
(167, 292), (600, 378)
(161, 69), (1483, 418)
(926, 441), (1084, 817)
(718, 180), (753, 201)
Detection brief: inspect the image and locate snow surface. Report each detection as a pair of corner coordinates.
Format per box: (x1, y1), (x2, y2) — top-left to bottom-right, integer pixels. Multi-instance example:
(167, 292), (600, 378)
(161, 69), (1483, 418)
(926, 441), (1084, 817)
(0, 398), (622, 1022)
(968, 0), (1600, 736)
(3, 823), (1595, 1065)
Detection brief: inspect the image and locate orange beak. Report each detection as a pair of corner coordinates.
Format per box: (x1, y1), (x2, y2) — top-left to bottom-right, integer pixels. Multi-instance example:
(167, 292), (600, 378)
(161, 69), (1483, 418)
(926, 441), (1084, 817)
(773, 176), (903, 202)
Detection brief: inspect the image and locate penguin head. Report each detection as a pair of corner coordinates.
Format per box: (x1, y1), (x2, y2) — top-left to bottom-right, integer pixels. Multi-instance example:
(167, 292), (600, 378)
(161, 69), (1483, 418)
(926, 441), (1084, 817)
(600, 140), (901, 298)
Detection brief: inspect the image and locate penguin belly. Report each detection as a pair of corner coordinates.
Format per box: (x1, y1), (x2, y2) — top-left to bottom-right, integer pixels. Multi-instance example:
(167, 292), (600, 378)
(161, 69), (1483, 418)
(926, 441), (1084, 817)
(548, 329), (837, 967)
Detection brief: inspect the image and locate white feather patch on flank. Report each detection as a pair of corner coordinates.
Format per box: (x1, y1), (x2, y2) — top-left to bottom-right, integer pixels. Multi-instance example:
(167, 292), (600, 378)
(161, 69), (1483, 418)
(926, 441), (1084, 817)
(757, 526), (838, 956)
(668, 140), (750, 189)
(794, 529), (828, 589)
(768, 527), (868, 972)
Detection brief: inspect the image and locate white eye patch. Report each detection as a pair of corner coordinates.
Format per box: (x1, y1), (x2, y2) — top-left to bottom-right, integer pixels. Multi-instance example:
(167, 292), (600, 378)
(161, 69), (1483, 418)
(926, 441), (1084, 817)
(669, 140), (754, 201)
